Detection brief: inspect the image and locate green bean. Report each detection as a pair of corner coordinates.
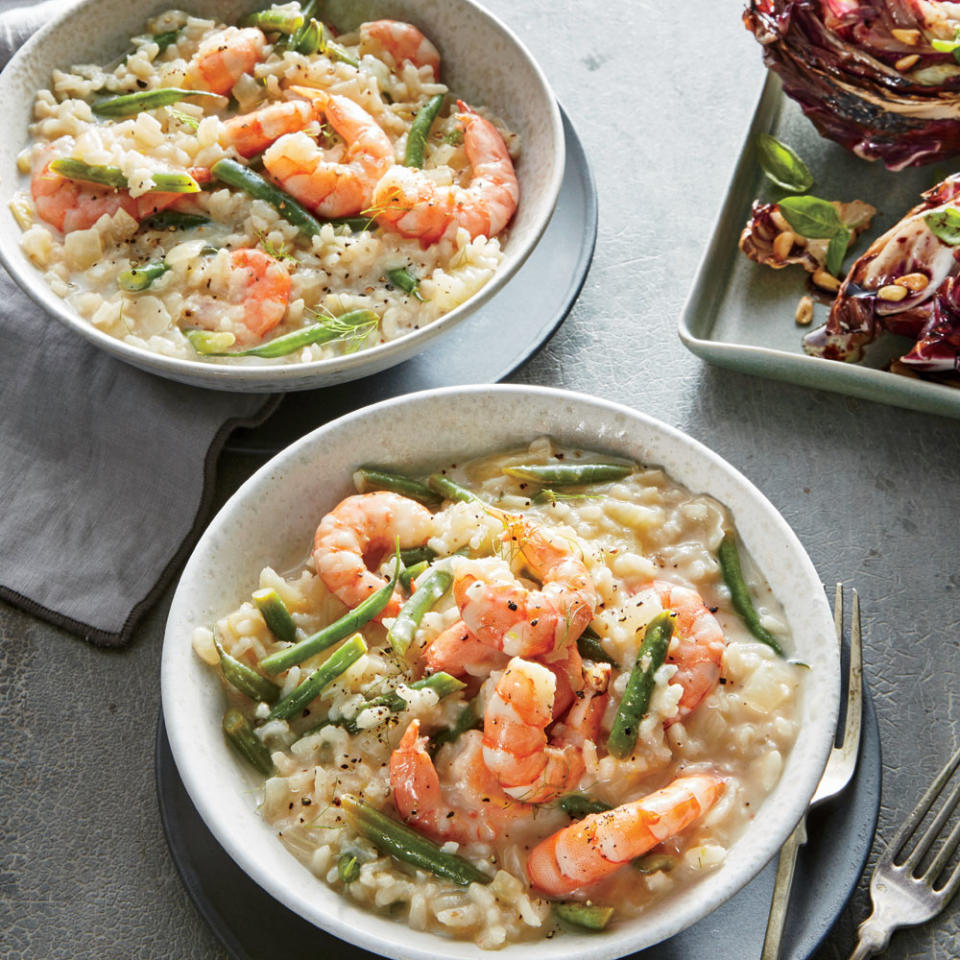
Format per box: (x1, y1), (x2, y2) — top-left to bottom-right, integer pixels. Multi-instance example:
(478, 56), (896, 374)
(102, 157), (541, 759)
(352, 467), (440, 505)
(399, 546), (437, 567)
(223, 708), (274, 776)
(152, 29), (181, 53)
(502, 462), (634, 485)
(317, 21), (359, 67)
(387, 568), (453, 655)
(576, 628), (618, 668)
(385, 266), (424, 301)
(553, 902), (614, 931)
(187, 309), (379, 359)
(252, 587), (298, 645)
(607, 611), (673, 759)
(404, 94), (445, 168)
(267, 633), (367, 720)
(557, 793), (612, 819)
(338, 852), (361, 883)
(216, 639), (281, 704)
(260, 552), (400, 675)
(340, 794), (490, 886)
(399, 560), (428, 593)
(211, 157), (321, 235)
(49, 158), (200, 193)
(243, 9), (304, 33)
(358, 672), (465, 717)
(327, 215), (378, 232)
(92, 87), (220, 117)
(287, 0), (318, 50)
(631, 853), (677, 874)
(431, 699), (482, 754)
(141, 210), (209, 230)
(117, 260), (168, 291)
(292, 17), (322, 54)
(718, 533), (784, 656)
(427, 474), (481, 504)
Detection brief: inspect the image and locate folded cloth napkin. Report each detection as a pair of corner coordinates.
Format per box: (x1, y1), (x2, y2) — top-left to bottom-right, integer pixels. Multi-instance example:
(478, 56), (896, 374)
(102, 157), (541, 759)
(0, 0), (278, 646)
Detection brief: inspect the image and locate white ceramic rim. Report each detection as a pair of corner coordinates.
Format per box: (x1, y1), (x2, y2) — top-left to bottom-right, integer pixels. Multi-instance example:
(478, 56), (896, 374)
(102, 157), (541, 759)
(0, 0), (565, 391)
(161, 384), (840, 958)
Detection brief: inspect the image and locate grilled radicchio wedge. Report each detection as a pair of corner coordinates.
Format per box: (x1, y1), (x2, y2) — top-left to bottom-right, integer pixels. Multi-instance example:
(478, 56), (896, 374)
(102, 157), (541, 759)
(744, 1), (960, 169)
(804, 174), (960, 376)
(740, 199), (875, 287)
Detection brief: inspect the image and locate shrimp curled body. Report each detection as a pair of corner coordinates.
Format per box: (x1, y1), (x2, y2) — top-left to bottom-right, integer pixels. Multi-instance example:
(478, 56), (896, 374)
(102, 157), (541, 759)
(390, 720), (525, 844)
(372, 101), (519, 244)
(454, 516), (598, 658)
(482, 657), (584, 803)
(359, 20), (441, 78)
(31, 163), (183, 233)
(526, 774), (726, 895)
(221, 99), (318, 158)
(184, 248), (291, 344)
(263, 91), (393, 218)
(188, 26), (265, 95)
(312, 491), (434, 619)
(635, 581), (727, 725)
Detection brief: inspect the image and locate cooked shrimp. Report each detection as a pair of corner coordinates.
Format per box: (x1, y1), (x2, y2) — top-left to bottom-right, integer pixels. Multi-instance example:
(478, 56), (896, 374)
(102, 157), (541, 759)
(372, 100), (519, 245)
(31, 163), (182, 233)
(262, 90), (393, 218)
(454, 516), (597, 659)
(390, 720), (525, 844)
(221, 99), (317, 158)
(526, 773), (726, 895)
(183, 248), (291, 344)
(482, 657), (584, 803)
(312, 492), (434, 619)
(359, 20), (441, 78)
(633, 581), (727, 725)
(187, 26), (265, 96)
(424, 619), (508, 678)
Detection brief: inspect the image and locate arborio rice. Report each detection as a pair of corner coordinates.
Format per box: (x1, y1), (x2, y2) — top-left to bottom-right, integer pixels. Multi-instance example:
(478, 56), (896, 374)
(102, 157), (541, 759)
(14, 5), (519, 364)
(193, 439), (804, 948)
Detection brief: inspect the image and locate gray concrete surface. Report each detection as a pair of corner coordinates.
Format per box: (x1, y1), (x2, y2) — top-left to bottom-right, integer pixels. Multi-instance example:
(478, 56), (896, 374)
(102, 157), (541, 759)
(2, 1), (960, 957)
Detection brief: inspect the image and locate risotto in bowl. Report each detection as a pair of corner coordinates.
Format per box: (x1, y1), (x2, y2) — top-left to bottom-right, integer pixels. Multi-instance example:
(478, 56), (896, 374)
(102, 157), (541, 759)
(162, 385), (840, 957)
(0, 0), (563, 391)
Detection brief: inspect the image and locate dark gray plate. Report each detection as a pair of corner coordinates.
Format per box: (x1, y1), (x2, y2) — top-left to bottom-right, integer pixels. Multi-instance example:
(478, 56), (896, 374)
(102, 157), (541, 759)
(155, 687), (880, 960)
(679, 73), (960, 421)
(226, 105), (597, 456)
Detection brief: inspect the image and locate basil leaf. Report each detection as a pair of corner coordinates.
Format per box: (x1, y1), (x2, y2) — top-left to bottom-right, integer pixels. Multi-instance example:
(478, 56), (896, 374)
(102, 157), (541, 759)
(777, 195), (844, 239)
(826, 227), (851, 276)
(924, 207), (960, 245)
(756, 134), (814, 193)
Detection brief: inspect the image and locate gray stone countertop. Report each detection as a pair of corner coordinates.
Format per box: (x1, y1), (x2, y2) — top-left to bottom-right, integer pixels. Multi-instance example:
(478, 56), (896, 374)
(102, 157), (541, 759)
(2, 1), (960, 957)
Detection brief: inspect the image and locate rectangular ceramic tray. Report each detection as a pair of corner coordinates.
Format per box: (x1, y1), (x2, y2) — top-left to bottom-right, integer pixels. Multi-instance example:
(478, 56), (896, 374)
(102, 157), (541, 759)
(679, 73), (960, 421)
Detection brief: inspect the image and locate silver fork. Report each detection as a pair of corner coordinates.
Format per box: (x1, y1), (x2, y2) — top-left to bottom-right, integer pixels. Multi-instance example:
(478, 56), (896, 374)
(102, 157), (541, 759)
(848, 742), (960, 958)
(761, 584), (863, 960)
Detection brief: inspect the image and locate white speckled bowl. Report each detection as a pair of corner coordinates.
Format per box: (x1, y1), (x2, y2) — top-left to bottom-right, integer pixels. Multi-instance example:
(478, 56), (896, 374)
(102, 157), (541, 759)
(161, 385), (840, 959)
(0, 0), (563, 392)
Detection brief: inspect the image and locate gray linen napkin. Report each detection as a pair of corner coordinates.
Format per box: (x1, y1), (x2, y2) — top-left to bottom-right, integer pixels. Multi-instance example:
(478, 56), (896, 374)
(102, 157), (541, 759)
(0, 0), (279, 645)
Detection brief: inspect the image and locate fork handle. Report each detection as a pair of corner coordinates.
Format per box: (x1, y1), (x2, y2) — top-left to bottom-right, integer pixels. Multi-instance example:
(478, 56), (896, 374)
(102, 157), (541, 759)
(761, 815), (808, 960)
(848, 916), (891, 960)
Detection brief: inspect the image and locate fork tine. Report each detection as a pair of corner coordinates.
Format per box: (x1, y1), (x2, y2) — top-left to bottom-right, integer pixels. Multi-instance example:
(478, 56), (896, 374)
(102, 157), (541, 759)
(902, 768), (960, 874)
(885, 743), (960, 865)
(935, 824), (960, 902)
(840, 589), (862, 753)
(917, 777), (960, 885)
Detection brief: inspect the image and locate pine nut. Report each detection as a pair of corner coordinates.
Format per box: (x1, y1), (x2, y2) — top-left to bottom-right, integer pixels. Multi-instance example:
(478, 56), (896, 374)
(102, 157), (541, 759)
(773, 230), (795, 260)
(878, 283), (909, 302)
(894, 272), (929, 291)
(770, 209), (791, 233)
(795, 295), (814, 326)
(895, 54), (920, 71)
(891, 28), (921, 45)
(813, 269), (841, 292)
